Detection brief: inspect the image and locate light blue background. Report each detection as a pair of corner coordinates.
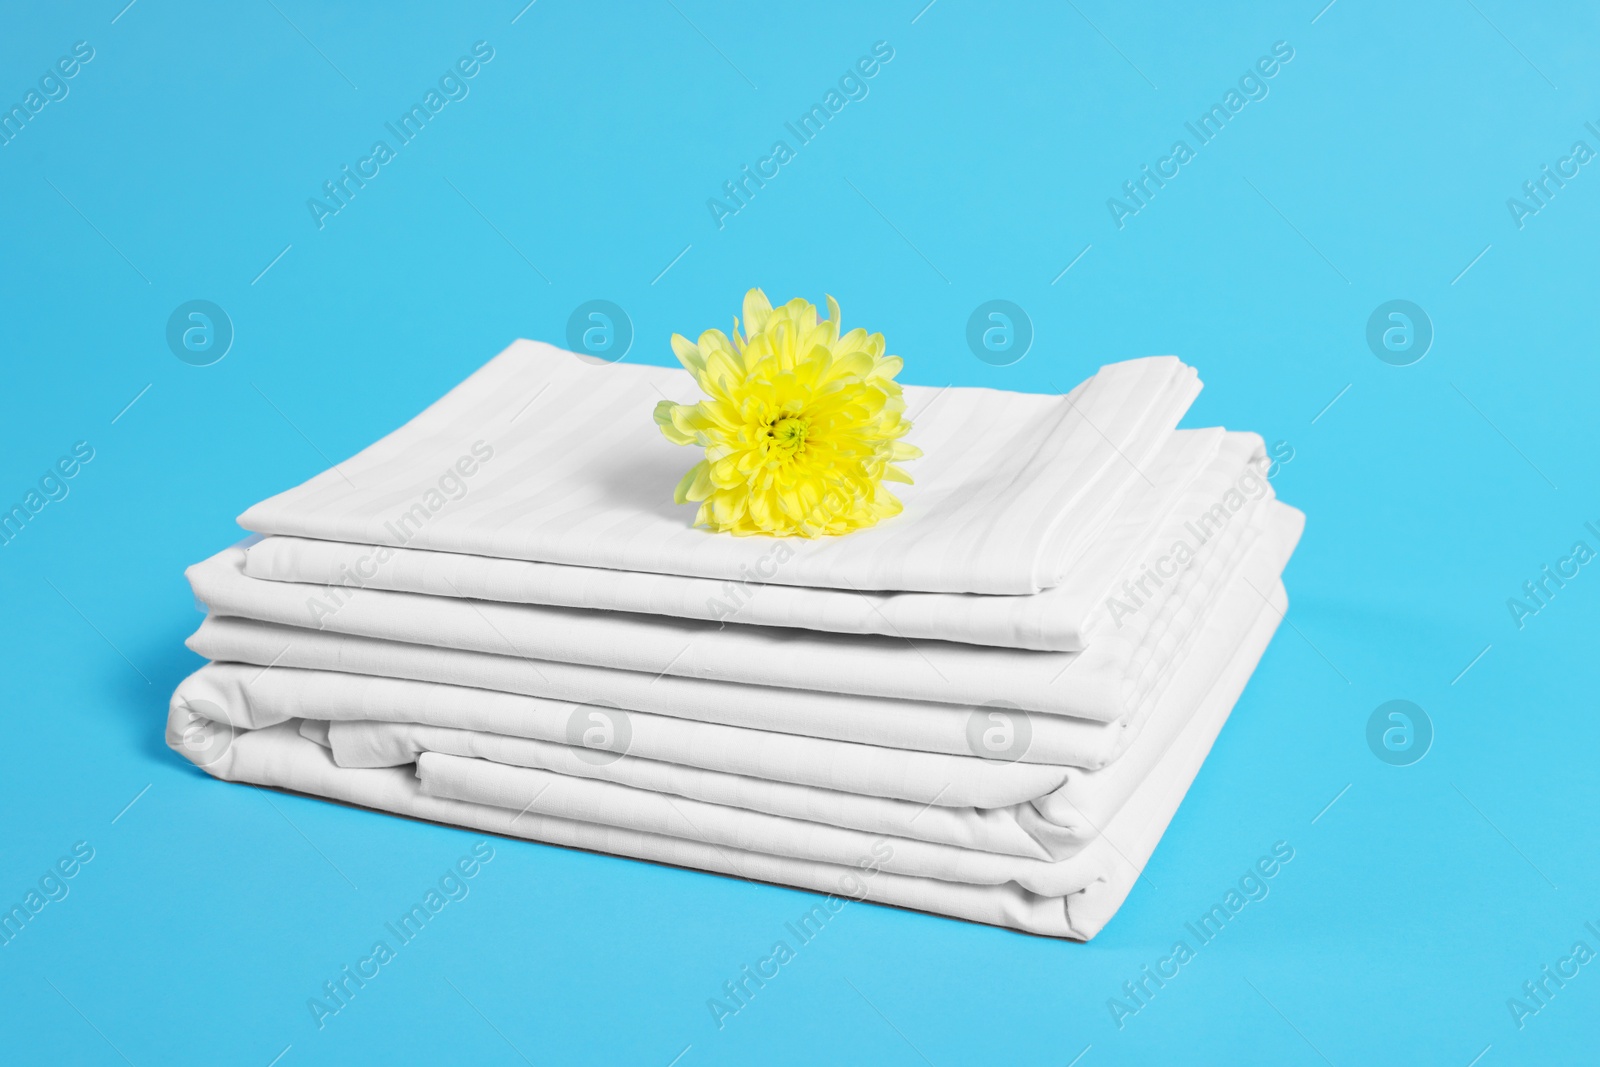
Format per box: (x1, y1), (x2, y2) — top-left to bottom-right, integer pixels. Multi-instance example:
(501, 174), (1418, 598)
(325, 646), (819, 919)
(3, 1), (1597, 1063)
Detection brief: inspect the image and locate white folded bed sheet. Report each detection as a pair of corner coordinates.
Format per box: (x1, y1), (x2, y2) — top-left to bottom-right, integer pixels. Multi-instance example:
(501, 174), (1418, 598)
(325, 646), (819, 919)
(167, 570), (1281, 940)
(184, 501), (1302, 772)
(242, 428), (1255, 652)
(170, 566), (1284, 864)
(237, 341), (1200, 595)
(190, 489), (1283, 723)
(168, 720), (1132, 939)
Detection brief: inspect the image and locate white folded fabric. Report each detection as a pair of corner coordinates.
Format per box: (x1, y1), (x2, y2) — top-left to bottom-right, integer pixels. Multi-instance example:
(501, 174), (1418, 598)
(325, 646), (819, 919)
(403, 622), (1244, 896)
(241, 429), (1238, 651)
(174, 662), (1069, 809)
(170, 548), (1284, 862)
(170, 501), (1297, 880)
(167, 578), (1282, 939)
(164, 335), (1308, 940)
(186, 623), (1124, 768)
(334, 723), (1061, 859)
(186, 504), (1300, 775)
(173, 720), (1114, 936)
(237, 341), (1200, 594)
(189, 476), (1272, 721)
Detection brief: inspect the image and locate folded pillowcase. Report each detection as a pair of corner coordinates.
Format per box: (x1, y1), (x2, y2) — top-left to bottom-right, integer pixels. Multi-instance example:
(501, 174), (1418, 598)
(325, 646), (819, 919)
(241, 429), (1259, 652)
(237, 341), (1199, 595)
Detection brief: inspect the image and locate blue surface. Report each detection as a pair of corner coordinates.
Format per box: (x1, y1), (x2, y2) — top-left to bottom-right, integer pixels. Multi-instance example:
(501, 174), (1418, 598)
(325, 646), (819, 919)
(3, 1), (1597, 1063)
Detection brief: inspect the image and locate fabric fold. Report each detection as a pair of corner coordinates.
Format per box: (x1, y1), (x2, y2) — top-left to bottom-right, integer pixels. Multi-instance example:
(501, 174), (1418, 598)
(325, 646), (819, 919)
(169, 565), (1284, 865)
(184, 502), (1301, 771)
(188, 482), (1275, 721)
(164, 562), (1278, 942)
(238, 342), (1200, 594)
(241, 429), (1238, 651)
(164, 339), (1304, 941)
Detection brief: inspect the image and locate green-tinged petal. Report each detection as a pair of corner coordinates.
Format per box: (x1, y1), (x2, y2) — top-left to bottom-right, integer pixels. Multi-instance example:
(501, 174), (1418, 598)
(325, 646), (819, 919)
(686, 461), (715, 501)
(673, 461), (709, 504)
(669, 333), (700, 368)
(654, 400), (699, 446)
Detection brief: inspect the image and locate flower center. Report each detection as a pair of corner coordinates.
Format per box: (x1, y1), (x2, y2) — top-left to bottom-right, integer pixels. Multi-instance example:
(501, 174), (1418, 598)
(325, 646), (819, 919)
(768, 416), (809, 457)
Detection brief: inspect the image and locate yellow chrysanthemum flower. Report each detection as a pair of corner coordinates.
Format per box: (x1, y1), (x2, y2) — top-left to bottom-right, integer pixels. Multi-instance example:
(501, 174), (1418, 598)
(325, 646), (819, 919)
(653, 288), (921, 537)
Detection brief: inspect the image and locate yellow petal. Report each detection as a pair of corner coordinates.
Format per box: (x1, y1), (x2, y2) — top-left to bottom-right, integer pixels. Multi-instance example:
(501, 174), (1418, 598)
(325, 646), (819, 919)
(742, 289), (773, 337)
(669, 333), (700, 368)
(673, 460), (710, 504)
(657, 291), (921, 536)
(653, 400), (698, 446)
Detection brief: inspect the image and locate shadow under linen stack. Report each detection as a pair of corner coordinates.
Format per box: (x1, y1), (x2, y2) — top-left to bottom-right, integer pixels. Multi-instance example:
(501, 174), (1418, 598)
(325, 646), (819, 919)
(168, 340), (1302, 940)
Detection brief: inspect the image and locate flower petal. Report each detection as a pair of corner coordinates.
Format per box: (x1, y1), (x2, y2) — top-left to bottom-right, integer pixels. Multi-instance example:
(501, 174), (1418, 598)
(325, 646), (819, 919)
(655, 292), (920, 536)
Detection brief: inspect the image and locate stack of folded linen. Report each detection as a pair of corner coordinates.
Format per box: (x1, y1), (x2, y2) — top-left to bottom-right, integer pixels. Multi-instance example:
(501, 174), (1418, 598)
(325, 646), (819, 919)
(167, 340), (1302, 940)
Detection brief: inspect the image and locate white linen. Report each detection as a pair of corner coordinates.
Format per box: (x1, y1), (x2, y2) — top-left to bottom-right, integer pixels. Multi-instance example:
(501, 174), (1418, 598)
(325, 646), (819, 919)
(173, 720), (1114, 937)
(163, 336), (1309, 940)
(334, 723), (1059, 858)
(237, 341), (1200, 595)
(174, 663), (1067, 808)
(241, 429), (1240, 651)
(186, 504), (1300, 769)
(167, 553), (1283, 865)
(258, 560), (1280, 859)
(403, 627), (1240, 897)
(166, 565), (1276, 941)
(186, 624), (1125, 768)
(188, 489), (1271, 721)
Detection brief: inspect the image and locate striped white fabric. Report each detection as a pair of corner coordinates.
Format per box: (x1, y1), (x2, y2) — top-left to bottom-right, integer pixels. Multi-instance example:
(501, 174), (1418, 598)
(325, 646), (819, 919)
(189, 489), (1272, 720)
(176, 502), (1295, 824)
(171, 528), (1282, 863)
(167, 575), (1286, 939)
(184, 502), (1297, 767)
(167, 340), (1305, 939)
(240, 428), (1245, 652)
(238, 341), (1199, 594)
